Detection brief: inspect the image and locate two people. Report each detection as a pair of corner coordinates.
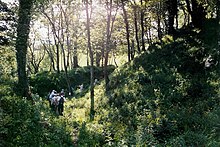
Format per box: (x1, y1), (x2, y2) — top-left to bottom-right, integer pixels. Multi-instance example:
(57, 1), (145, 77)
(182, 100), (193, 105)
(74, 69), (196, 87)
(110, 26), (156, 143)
(48, 89), (65, 115)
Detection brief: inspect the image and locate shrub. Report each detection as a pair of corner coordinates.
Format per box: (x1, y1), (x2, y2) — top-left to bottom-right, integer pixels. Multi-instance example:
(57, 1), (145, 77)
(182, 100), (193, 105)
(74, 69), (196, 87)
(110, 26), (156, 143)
(0, 96), (73, 146)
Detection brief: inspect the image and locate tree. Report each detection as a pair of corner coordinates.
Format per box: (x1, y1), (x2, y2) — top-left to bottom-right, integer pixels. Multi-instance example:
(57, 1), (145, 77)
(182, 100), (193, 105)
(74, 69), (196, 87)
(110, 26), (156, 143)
(185, 0), (206, 28)
(104, 0), (116, 90)
(166, 0), (177, 35)
(131, 1), (141, 53)
(140, 0), (145, 51)
(217, 0), (220, 54)
(84, 0), (95, 121)
(121, 0), (131, 62)
(27, 38), (46, 74)
(15, 0), (34, 98)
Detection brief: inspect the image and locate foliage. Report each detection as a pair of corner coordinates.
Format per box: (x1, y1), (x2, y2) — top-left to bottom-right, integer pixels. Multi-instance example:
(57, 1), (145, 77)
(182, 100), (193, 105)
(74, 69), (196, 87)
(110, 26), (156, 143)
(29, 65), (115, 97)
(0, 94), (73, 146)
(0, 0), (16, 46)
(77, 122), (105, 146)
(92, 19), (220, 145)
(0, 46), (16, 82)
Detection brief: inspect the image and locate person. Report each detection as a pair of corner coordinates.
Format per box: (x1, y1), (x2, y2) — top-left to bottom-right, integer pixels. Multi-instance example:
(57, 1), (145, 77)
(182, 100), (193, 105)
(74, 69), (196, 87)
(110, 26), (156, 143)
(49, 90), (56, 108)
(49, 90), (56, 99)
(60, 89), (65, 96)
(79, 84), (83, 93)
(47, 92), (52, 107)
(58, 95), (65, 115)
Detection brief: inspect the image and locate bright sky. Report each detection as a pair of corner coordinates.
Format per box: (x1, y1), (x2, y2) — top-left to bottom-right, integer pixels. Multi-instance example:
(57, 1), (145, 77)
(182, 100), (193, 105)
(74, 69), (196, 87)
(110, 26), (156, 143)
(2, 0), (17, 4)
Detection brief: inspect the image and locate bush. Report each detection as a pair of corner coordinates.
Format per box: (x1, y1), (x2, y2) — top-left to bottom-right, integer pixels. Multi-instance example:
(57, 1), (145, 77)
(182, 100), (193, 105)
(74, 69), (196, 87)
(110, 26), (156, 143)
(30, 65), (115, 97)
(103, 25), (220, 145)
(0, 96), (73, 146)
(77, 122), (105, 146)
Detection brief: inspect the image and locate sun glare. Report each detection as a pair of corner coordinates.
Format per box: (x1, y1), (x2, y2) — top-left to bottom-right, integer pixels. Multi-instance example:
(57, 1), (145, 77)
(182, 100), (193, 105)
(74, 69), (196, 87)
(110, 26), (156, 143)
(2, 0), (17, 4)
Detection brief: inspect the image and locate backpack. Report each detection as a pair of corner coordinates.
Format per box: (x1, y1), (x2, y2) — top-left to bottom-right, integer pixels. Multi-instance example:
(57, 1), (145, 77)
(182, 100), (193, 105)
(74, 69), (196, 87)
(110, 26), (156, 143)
(59, 97), (64, 105)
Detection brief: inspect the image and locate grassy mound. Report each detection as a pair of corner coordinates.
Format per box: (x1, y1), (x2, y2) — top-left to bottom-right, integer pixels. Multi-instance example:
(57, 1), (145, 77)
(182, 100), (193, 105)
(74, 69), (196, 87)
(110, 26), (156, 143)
(99, 24), (220, 145)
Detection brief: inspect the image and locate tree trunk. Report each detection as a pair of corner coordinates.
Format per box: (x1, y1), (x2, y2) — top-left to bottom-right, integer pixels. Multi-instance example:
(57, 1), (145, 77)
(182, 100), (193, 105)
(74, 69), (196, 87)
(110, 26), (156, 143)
(15, 0), (33, 99)
(191, 0), (206, 28)
(133, 4), (140, 53)
(104, 0), (113, 91)
(73, 40), (79, 68)
(59, 5), (72, 95)
(140, 0), (145, 51)
(47, 26), (56, 71)
(55, 43), (60, 73)
(166, 0), (177, 35)
(96, 52), (101, 67)
(185, 0), (206, 29)
(217, 0), (220, 52)
(85, 0), (95, 121)
(122, 0), (131, 62)
(61, 43), (72, 95)
(156, 2), (162, 41)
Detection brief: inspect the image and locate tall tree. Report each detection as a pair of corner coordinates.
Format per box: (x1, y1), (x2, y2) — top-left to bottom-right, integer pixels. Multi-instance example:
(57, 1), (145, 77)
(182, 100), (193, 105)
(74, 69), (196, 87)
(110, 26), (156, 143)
(121, 0), (131, 62)
(166, 0), (177, 35)
(27, 38), (46, 74)
(104, 0), (113, 90)
(132, 1), (141, 53)
(41, 5), (61, 73)
(185, 0), (206, 28)
(140, 0), (145, 51)
(217, 0), (220, 54)
(85, 0), (95, 121)
(15, 0), (34, 98)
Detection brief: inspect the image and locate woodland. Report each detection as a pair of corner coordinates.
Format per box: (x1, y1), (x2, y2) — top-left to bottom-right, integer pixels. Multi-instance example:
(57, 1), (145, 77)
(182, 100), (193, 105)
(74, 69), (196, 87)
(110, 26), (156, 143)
(0, 0), (220, 146)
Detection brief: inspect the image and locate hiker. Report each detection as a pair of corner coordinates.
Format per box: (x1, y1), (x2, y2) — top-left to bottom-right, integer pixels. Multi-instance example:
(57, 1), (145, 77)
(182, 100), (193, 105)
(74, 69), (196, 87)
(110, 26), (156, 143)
(47, 92), (51, 107)
(58, 95), (65, 115)
(79, 84), (83, 93)
(51, 93), (63, 114)
(49, 90), (57, 110)
(49, 90), (56, 100)
(60, 89), (65, 96)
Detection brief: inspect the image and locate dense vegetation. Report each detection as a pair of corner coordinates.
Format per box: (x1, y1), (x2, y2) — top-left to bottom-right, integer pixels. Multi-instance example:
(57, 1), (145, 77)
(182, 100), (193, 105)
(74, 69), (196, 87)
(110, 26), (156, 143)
(1, 0), (220, 146)
(1, 21), (220, 146)
(29, 65), (115, 97)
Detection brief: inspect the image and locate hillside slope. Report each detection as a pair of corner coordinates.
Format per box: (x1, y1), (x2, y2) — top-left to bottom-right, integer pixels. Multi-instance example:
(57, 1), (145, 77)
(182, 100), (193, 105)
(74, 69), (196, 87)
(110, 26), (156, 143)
(91, 21), (220, 146)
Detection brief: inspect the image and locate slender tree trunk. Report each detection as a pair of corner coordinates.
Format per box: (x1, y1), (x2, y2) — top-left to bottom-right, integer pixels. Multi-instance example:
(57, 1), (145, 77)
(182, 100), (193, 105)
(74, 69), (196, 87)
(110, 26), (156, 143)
(140, 0), (145, 51)
(85, 0), (95, 121)
(59, 6), (72, 95)
(55, 43), (60, 73)
(61, 43), (72, 94)
(218, 0), (220, 21)
(15, 0), (34, 99)
(131, 40), (135, 60)
(96, 52), (101, 67)
(46, 26), (56, 71)
(156, 2), (162, 41)
(50, 45), (56, 71)
(166, 0), (177, 35)
(122, 0), (131, 62)
(104, 0), (113, 91)
(52, 7), (60, 73)
(73, 40), (79, 68)
(66, 35), (71, 70)
(133, 4), (140, 53)
(217, 0), (220, 52)
(87, 47), (89, 66)
(42, 8), (60, 73)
